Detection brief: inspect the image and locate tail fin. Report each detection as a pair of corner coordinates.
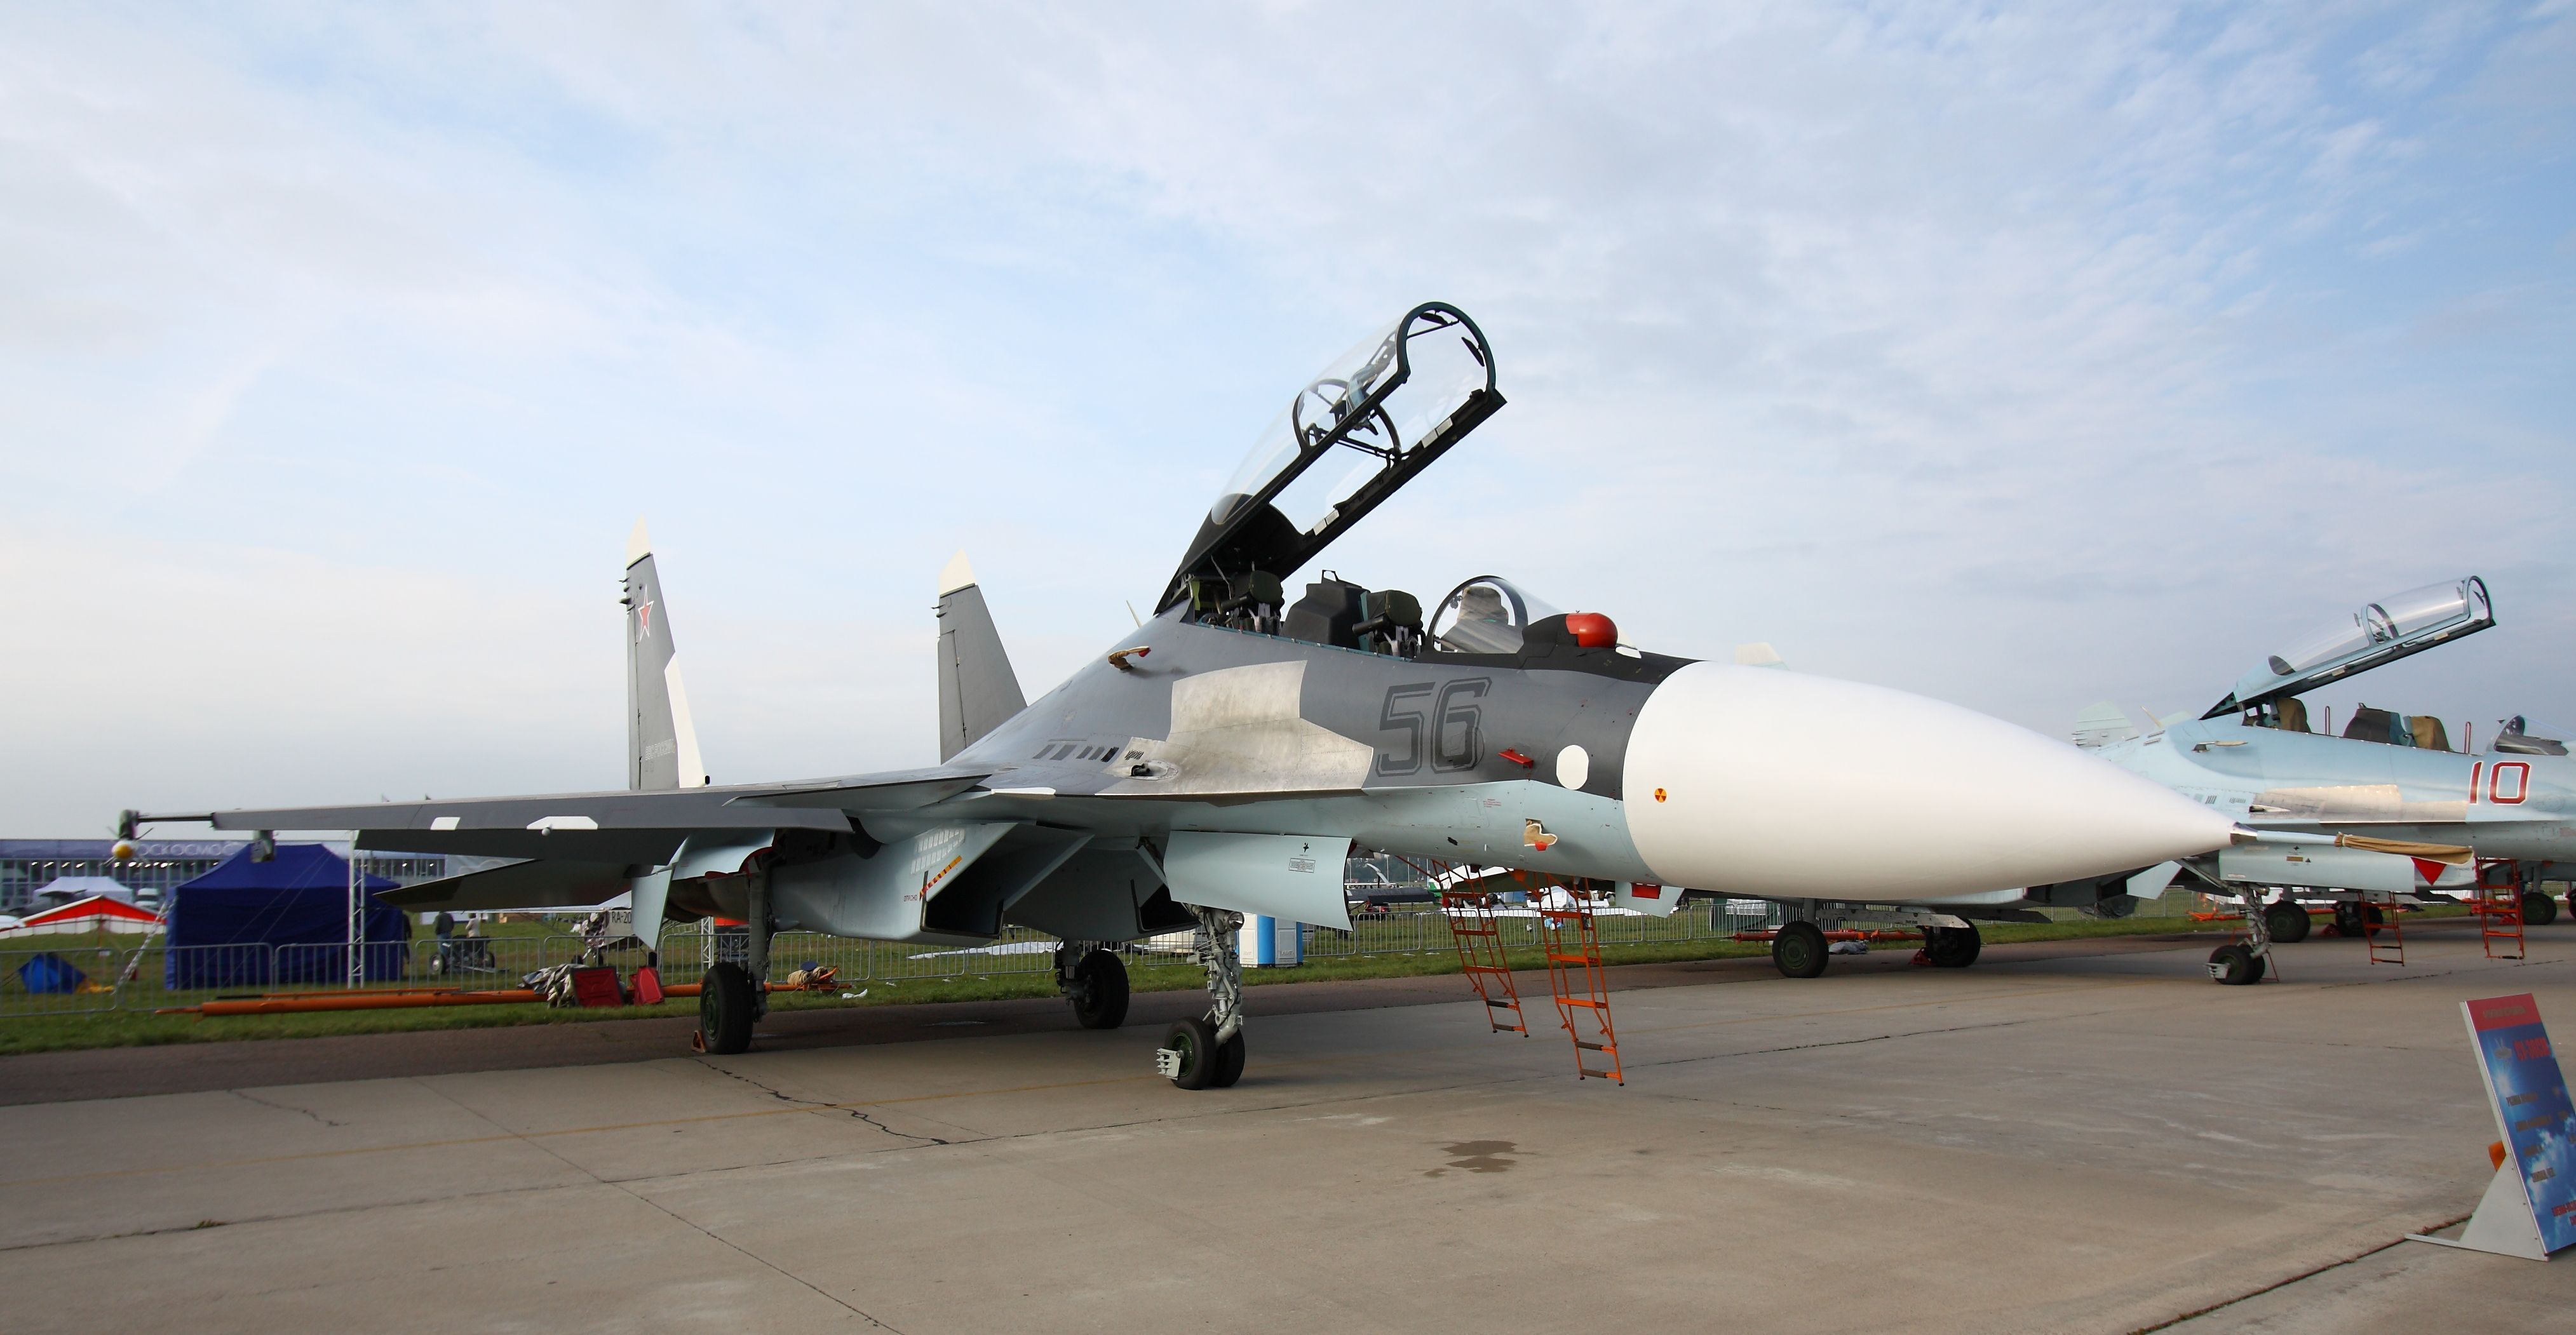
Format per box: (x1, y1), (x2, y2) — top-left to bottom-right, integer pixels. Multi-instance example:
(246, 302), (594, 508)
(936, 551), (1026, 761)
(623, 520), (708, 790)
(2071, 701), (2140, 749)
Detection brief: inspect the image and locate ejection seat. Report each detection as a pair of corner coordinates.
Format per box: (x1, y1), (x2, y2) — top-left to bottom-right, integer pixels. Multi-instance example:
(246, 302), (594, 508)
(1282, 576), (1422, 657)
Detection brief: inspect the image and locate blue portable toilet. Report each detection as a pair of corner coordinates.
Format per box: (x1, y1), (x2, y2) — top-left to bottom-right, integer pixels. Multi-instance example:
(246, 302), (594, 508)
(1238, 915), (1304, 967)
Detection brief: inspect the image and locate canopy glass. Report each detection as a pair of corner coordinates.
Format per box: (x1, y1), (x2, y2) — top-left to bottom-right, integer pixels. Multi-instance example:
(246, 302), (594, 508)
(1427, 575), (1563, 655)
(2207, 576), (2493, 719)
(1161, 302), (1501, 610)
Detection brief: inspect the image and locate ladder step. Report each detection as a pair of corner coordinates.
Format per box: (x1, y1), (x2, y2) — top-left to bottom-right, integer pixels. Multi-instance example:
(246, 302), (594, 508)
(1578, 1068), (1621, 1081)
(1574, 1040), (1614, 1052)
(1484, 998), (1519, 1009)
(1545, 953), (1596, 965)
(1556, 996), (1607, 1009)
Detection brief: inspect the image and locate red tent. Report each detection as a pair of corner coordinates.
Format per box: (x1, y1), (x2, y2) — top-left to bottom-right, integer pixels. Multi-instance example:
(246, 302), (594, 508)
(5, 894), (163, 937)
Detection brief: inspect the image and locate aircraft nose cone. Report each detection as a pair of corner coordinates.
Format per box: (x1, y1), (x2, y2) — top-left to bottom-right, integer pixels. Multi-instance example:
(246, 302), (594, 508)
(1622, 663), (2235, 899)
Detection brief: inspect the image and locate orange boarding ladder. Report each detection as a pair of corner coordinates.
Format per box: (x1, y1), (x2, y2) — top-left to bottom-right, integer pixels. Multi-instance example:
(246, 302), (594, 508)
(1535, 897), (1623, 1083)
(1440, 889), (1528, 1036)
(2364, 890), (2406, 965)
(2475, 861), (2525, 961)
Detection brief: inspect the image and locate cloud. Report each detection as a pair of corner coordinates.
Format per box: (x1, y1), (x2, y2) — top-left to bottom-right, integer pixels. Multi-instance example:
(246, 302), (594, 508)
(0, 2), (2568, 831)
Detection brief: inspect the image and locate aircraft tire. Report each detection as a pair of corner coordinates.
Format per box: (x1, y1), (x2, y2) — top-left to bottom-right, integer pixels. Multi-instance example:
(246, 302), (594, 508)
(699, 962), (757, 1054)
(2265, 902), (2311, 944)
(1924, 924), (1981, 968)
(1212, 1031), (1246, 1088)
(1163, 1017), (1220, 1090)
(2521, 892), (2559, 927)
(2207, 943), (2259, 986)
(1773, 922), (1829, 979)
(1069, 949), (1130, 1029)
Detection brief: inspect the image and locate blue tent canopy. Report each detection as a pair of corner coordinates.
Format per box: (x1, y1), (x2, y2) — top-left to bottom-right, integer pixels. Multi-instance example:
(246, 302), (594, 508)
(166, 845), (411, 988)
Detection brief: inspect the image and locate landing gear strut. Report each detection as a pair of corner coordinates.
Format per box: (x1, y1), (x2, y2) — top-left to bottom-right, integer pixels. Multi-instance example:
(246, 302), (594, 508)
(1057, 943), (1131, 1029)
(698, 868), (771, 1054)
(2208, 887), (2270, 986)
(1157, 907), (1246, 1089)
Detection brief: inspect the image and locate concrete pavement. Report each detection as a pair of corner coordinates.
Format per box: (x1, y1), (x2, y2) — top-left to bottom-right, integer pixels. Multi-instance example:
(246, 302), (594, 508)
(3, 929), (2570, 1333)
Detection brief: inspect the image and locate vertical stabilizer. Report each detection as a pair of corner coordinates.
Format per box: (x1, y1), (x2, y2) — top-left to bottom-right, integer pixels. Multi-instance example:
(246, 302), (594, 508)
(624, 520), (708, 790)
(937, 551), (1027, 761)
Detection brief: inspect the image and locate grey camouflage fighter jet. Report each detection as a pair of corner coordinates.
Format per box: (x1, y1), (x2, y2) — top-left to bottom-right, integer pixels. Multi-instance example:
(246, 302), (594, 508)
(2071, 577), (2576, 980)
(121, 300), (2238, 1089)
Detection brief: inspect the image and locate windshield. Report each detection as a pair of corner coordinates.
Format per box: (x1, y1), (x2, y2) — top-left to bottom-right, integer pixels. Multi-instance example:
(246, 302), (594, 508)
(1206, 307), (1494, 535)
(1429, 576), (1563, 654)
(2493, 716), (2570, 757)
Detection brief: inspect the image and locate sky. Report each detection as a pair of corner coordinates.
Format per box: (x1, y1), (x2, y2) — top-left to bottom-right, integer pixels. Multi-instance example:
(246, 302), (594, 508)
(2, 1), (2570, 835)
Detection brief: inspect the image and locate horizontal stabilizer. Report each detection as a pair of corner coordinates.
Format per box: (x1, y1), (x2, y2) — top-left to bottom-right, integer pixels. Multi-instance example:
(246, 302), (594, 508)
(377, 859), (635, 911)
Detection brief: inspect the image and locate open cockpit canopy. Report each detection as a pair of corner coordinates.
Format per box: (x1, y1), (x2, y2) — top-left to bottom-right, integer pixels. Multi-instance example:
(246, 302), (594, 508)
(1161, 302), (1501, 612)
(2204, 576), (2492, 720)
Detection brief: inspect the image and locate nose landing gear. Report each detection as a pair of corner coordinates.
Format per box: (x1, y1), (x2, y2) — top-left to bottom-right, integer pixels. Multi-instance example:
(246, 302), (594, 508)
(1156, 907), (1246, 1089)
(2208, 887), (2274, 986)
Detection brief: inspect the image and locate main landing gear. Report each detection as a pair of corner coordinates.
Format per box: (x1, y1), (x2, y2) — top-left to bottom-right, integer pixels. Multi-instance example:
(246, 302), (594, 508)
(1772, 920), (1828, 978)
(2523, 890), (2561, 928)
(2263, 898), (2312, 944)
(698, 869), (772, 1054)
(1157, 906), (1246, 1090)
(1921, 923), (1981, 969)
(1056, 942), (1131, 1029)
(1768, 903), (1980, 977)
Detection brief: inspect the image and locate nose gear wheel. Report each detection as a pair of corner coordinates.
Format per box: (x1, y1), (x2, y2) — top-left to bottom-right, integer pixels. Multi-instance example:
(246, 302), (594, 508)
(1156, 906), (1246, 1089)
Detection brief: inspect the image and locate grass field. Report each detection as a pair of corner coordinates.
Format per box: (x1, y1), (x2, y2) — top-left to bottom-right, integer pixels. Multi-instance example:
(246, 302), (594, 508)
(0, 911), (2305, 1057)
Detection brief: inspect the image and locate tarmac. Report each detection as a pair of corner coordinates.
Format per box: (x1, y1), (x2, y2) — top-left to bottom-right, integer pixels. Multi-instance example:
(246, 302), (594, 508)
(3, 925), (2571, 1333)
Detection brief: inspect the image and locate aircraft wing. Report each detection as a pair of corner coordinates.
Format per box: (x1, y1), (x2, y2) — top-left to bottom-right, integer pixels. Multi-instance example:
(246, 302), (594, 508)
(134, 767), (990, 864)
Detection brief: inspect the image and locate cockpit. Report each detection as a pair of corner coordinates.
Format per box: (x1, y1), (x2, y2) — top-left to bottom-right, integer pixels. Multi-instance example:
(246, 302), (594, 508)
(1158, 302), (1671, 680)
(1187, 570), (1625, 664)
(1162, 303), (1501, 619)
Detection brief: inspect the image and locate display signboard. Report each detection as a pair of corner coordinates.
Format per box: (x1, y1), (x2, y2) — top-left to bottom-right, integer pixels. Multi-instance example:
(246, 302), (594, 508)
(2411, 993), (2575, 1259)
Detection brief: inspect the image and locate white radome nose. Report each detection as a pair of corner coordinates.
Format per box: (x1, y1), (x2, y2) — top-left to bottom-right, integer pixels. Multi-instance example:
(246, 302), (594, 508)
(1622, 663), (2236, 899)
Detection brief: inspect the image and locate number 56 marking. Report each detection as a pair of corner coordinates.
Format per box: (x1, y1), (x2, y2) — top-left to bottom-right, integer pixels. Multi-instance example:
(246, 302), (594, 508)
(1378, 679), (1488, 775)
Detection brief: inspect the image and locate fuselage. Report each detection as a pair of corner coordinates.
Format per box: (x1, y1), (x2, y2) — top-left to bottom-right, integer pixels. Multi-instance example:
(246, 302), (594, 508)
(2097, 714), (2576, 867)
(936, 608), (2237, 904)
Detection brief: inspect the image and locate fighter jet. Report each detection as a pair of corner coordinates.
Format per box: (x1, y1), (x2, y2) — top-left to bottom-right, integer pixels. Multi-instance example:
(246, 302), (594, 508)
(119, 300), (2236, 1087)
(2064, 576), (2575, 981)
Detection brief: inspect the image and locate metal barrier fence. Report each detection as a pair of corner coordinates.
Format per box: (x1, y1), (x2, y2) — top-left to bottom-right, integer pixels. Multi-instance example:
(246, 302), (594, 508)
(1, 900), (1795, 1019)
